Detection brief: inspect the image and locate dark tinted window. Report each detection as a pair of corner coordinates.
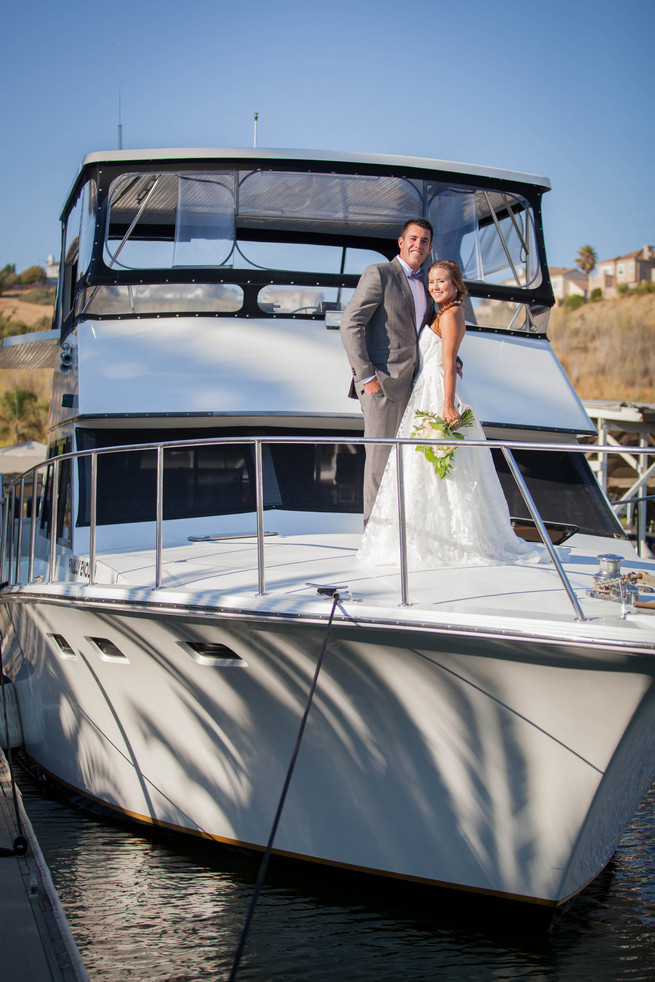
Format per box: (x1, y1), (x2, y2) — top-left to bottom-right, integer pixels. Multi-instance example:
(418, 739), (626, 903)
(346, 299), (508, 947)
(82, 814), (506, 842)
(75, 428), (364, 526)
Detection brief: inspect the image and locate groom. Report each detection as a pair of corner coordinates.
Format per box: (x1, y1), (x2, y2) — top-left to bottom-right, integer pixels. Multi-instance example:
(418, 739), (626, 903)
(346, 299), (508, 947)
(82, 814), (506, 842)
(340, 218), (434, 524)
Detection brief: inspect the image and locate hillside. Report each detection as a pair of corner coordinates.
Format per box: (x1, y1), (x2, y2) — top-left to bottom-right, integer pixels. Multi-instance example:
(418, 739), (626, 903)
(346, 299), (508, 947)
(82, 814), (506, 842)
(548, 292), (655, 404)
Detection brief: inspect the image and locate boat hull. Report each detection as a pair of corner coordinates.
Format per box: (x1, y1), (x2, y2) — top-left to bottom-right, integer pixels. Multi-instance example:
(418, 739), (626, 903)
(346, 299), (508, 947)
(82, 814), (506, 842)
(3, 595), (655, 906)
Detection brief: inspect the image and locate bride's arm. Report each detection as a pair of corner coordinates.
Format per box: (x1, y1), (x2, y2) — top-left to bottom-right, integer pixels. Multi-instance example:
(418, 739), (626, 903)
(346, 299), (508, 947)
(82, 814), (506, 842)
(439, 308), (466, 425)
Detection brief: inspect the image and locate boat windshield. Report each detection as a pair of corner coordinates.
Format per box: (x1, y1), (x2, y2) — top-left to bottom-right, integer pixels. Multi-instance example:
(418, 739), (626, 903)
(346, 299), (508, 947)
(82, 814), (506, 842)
(62, 164), (549, 334)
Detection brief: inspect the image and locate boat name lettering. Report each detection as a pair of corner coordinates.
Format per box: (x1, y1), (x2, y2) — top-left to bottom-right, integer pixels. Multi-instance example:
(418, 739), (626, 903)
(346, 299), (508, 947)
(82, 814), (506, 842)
(69, 557), (91, 577)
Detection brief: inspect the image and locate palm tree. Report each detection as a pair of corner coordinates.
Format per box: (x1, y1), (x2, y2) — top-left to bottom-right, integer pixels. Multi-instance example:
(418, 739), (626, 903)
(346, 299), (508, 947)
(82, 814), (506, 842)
(576, 245), (597, 276)
(0, 386), (45, 444)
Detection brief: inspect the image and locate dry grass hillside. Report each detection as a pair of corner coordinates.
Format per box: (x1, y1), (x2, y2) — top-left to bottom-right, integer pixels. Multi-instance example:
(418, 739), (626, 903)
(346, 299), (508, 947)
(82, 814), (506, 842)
(0, 291), (54, 445)
(548, 293), (655, 404)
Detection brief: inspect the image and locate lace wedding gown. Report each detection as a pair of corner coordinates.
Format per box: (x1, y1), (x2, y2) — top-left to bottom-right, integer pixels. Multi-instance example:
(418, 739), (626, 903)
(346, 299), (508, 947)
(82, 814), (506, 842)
(358, 327), (543, 569)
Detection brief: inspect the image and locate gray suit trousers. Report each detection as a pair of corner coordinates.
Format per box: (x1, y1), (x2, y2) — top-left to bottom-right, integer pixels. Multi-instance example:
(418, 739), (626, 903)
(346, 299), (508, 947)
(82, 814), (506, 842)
(358, 386), (410, 524)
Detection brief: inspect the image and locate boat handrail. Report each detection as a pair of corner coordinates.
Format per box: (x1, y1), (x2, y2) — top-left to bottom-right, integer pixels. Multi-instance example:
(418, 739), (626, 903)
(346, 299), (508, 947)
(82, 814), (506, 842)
(0, 436), (652, 622)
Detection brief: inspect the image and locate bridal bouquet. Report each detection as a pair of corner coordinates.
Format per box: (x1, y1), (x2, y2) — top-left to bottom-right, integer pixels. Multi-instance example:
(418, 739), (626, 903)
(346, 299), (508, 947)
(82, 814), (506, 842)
(410, 407), (476, 479)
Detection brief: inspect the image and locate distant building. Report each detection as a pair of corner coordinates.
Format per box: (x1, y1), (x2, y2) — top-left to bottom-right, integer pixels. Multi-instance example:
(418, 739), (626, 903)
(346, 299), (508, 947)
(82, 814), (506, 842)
(549, 267), (587, 302)
(46, 254), (60, 283)
(587, 245), (655, 298)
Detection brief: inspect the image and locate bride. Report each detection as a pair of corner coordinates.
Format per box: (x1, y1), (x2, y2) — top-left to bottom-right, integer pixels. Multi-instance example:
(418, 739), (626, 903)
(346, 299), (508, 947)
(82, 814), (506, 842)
(358, 259), (541, 569)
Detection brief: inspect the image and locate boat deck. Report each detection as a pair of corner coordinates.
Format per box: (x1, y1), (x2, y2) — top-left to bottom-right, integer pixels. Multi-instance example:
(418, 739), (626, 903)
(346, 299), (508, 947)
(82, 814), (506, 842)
(27, 529), (655, 649)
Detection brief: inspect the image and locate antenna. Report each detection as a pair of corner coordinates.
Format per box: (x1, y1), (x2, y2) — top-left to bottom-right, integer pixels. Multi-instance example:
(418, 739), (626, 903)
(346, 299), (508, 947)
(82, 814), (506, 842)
(117, 46), (123, 150)
(253, 112), (258, 149)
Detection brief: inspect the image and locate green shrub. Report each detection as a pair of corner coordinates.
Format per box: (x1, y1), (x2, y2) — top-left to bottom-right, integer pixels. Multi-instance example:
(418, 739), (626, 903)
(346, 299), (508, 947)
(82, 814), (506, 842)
(19, 265), (47, 286)
(634, 280), (655, 296)
(617, 283), (631, 295)
(564, 294), (586, 311)
(590, 288), (603, 303)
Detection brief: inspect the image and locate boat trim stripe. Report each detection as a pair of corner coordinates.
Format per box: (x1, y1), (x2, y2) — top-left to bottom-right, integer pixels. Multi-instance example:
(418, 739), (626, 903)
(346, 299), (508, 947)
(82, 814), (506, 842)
(2, 588), (654, 655)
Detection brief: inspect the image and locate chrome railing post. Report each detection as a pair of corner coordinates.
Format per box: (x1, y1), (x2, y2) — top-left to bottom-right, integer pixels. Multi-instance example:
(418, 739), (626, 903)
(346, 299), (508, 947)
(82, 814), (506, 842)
(395, 441), (411, 606)
(89, 452), (98, 586)
(255, 440), (266, 595)
(501, 447), (586, 621)
(7, 486), (16, 585)
(49, 460), (59, 584)
(0, 490), (8, 584)
(14, 478), (25, 584)
(28, 467), (38, 583)
(155, 445), (164, 589)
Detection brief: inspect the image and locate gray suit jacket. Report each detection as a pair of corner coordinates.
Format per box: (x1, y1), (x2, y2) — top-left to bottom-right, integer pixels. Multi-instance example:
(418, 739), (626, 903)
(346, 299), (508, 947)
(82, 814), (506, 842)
(340, 257), (433, 403)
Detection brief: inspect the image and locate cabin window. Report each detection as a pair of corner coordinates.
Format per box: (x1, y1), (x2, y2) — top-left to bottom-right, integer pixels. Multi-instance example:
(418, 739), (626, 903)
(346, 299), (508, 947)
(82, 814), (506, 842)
(76, 282), (244, 317)
(74, 428), (364, 526)
(258, 285), (355, 315)
(39, 440), (73, 547)
(56, 180), (98, 329)
(468, 297), (549, 334)
(73, 165), (548, 327)
(492, 448), (624, 540)
(429, 187), (541, 289)
(104, 172), (235, 269)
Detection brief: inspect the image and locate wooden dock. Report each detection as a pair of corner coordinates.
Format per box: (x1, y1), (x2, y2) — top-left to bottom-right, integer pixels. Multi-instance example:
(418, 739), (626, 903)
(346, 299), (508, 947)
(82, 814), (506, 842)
(0, 748), (88, 981)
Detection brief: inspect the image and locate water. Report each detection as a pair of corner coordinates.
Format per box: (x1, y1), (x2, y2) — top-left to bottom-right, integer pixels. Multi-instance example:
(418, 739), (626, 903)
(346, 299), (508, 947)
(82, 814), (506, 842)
(17, 768), (655, 981)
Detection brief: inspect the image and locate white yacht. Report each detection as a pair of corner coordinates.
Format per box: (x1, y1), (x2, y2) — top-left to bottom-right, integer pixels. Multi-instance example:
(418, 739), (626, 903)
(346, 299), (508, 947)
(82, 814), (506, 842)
(1, 148), (654, 912)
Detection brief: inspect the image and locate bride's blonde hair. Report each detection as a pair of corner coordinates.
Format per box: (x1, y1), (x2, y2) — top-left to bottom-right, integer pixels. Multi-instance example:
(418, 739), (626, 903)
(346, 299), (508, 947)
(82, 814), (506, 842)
(428, 259), (468, 301)
(429, 260), (467, 334)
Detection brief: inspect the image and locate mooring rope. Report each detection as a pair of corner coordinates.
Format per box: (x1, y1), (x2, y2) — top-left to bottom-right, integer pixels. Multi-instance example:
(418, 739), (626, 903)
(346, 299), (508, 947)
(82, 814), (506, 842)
(228, 586), (343, 981)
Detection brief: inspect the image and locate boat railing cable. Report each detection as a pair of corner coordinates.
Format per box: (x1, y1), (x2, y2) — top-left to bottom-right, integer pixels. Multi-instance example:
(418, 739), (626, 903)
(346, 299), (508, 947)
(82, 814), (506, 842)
(227, 585), (343, 982)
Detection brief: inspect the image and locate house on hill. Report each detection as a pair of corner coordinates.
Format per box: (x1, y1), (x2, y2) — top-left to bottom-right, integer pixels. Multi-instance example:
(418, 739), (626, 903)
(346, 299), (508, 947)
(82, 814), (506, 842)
(587, 245), (655, 298)
(549, 267), (588, 302)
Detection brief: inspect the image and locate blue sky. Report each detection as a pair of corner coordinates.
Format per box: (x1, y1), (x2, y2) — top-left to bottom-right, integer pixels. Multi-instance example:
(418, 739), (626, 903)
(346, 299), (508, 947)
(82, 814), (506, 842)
(1, 0), (652, 274)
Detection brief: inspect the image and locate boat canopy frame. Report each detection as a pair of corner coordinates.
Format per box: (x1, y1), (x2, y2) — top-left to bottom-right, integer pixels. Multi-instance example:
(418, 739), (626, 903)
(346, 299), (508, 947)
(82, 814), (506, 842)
(55, 152), (555, 339)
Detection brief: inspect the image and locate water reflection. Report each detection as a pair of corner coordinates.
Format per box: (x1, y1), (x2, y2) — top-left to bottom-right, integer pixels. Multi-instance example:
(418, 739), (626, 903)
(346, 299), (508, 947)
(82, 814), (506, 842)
(18, 769), (655, 981)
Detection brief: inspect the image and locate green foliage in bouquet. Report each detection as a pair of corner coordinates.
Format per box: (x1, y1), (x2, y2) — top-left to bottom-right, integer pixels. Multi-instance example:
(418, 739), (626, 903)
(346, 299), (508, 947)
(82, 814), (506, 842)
(410, 407), (476, 479)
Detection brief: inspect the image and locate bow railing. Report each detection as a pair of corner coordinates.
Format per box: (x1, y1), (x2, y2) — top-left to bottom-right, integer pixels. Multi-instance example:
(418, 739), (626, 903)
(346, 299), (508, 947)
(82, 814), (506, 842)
(0, 435), (652, 624)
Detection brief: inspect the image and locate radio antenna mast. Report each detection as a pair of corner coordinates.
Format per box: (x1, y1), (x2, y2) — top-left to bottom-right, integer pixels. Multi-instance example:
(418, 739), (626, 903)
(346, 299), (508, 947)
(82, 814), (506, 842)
(117, 46), (123, 150)
(253, 112), (258, 148)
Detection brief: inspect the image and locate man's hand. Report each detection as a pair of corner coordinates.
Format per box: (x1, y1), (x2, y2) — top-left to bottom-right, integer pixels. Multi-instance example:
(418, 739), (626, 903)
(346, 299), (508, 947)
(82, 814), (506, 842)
(363, 378), (381, 396)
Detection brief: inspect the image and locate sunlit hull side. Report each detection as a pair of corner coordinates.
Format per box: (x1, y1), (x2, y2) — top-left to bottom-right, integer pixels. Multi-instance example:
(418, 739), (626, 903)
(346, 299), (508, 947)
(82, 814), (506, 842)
(4, 580), (655, 907)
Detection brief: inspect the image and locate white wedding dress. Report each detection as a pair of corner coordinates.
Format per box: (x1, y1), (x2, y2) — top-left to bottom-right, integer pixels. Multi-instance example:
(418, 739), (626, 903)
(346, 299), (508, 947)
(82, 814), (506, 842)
(358, 326), (543, 569)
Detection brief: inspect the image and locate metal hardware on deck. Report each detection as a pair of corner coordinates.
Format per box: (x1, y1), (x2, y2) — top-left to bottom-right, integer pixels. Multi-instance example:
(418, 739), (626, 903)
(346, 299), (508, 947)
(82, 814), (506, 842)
(588, 553), (639, 609)
(501, 447), (587, 622)
(307, 581), (352, 601)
